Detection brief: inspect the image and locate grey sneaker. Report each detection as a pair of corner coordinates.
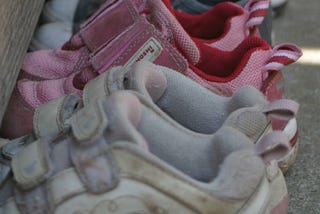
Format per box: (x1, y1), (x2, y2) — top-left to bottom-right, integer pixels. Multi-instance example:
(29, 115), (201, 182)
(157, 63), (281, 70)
(83, 61), (299, 172)
(0, 92), (288, 213)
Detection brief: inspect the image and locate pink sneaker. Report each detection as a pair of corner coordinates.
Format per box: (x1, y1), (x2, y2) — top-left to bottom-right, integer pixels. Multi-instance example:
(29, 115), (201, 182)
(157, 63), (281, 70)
(1, 0), (301, 139)
(163, 0), (270, 51)
(185, 39), (302, 98)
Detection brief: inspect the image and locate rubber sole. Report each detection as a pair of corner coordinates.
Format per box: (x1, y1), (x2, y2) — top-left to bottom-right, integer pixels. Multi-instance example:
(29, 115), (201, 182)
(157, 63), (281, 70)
(239, 164), (288, 214)
(268, 170), (288, 214)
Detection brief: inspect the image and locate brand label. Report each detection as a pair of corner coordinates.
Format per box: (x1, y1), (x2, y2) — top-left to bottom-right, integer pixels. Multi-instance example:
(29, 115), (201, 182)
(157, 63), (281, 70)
(125, 37), (163, 67)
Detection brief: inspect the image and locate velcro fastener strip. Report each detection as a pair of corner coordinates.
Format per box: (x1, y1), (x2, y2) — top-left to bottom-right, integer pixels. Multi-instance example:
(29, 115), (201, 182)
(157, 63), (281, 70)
(70, 137), (118, 194)
(33, 94), (83, 139)
(71, 101), (108, 144)
(91, 19), (188, 74)
(80, 0), (137, 52)
(82, 71), (111, 106)
(12, 139), (52, 190)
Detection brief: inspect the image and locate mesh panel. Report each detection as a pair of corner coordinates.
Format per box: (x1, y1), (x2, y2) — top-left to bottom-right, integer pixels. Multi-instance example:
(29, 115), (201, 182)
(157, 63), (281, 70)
(22, 48), (81, 80)
(18, 76), (80, 109)
(148, 0), (200, 64)
(224, 107), (269, 142)
(209, 14), (249, 51)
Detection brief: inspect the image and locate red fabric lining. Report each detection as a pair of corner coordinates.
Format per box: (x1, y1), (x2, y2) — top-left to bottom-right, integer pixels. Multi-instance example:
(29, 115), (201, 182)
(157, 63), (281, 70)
(192, 36), (270, 82)
(173, 3), (244, 40)
(249, 9), (268, 19)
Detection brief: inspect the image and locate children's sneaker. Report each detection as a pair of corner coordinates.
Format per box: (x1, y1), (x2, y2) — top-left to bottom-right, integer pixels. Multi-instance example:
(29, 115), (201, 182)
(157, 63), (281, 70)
(35, 0), (269, 51)
(164, 0), (270, 51)
(184, 39), (301, 98)
(21, 0), (301, 98)
(83, 61), (299, 172)
(171, 0), (274, 44)
(2, 0), (192, 138)
(2, 0), (301, 139)
(0, 93), (288, 213)
(0, 92), (82, 140)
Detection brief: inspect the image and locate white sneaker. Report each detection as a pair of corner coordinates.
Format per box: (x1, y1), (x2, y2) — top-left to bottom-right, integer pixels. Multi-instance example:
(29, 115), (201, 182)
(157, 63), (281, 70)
(0, 92), (289, 213)
(30, 22), (73, 50)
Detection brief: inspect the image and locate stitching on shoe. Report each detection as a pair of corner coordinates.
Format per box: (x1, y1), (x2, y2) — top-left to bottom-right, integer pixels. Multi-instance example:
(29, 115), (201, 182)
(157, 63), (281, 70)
(111, 24), (186, 72)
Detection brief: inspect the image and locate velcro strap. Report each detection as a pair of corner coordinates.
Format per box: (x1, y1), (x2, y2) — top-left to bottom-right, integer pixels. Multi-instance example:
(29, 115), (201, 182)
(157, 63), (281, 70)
(83, 70), (112, 106)
(80, 0), (138, 51)
(71, 101), (108, 144)
(90, 18), (188, 75)
(33, 94), (83, 139)
(70, 137), (118, 194)
(12, 139), (52, 190)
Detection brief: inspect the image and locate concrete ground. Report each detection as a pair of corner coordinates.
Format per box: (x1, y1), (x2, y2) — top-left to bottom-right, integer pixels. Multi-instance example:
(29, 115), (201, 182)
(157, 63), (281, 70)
(272, 0), (320, 213)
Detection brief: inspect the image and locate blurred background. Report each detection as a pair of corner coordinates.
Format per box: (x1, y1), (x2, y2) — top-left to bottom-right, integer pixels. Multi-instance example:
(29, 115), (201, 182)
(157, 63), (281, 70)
(273, 0), (320, 213)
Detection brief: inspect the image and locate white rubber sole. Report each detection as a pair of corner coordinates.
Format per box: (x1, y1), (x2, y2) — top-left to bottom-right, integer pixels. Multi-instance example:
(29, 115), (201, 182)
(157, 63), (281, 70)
(280, 118), (299, 173)
(239, 167), (288, 214)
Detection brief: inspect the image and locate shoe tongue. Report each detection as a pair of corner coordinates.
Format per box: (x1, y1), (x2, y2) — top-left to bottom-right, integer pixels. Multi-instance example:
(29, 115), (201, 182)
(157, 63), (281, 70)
(146, 0), (200, 65)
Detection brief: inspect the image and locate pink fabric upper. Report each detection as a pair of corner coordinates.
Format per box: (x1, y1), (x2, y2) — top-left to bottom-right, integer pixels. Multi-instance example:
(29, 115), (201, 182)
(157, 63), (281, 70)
(185, 42), (302, 97)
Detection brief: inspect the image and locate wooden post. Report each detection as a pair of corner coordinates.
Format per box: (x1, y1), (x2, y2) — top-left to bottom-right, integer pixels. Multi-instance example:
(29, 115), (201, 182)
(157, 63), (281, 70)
(0, 0), (45, 124)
